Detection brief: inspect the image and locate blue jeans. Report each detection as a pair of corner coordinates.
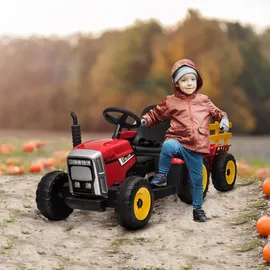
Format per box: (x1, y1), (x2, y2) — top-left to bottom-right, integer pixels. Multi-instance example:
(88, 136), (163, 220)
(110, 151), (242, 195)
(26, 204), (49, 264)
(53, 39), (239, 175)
(159, 139), (203, 209)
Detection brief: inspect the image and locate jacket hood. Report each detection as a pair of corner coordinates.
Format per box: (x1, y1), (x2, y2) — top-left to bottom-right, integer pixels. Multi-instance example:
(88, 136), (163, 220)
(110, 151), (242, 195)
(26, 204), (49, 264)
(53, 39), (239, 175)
(171, 59), (203, 98)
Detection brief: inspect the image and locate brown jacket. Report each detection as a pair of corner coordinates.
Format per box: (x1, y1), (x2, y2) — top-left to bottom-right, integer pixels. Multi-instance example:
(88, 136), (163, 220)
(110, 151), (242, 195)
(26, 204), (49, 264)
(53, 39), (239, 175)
(142, 59), (227, 154)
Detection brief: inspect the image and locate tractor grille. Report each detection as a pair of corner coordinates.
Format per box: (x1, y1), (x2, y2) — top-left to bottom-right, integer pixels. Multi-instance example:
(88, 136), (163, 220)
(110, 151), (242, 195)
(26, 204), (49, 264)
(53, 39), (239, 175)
(70, 165), (94, 195)
(67, 149), (108, 197)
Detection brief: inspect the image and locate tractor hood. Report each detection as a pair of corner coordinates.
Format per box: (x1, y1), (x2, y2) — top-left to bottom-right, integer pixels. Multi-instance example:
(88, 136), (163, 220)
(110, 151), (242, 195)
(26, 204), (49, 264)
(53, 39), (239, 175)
(73, 139), (134, 164)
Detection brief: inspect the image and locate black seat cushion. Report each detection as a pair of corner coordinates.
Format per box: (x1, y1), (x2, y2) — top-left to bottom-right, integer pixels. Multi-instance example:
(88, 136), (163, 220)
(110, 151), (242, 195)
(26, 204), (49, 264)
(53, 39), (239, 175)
(136, 156), (154, 164)
(133, 145), (162, 154)
(132, 105), (170, 154)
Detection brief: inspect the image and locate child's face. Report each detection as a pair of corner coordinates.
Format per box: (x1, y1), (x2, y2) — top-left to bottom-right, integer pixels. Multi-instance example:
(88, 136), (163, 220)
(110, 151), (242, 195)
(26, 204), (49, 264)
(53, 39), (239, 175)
(177, 73), (197, 95)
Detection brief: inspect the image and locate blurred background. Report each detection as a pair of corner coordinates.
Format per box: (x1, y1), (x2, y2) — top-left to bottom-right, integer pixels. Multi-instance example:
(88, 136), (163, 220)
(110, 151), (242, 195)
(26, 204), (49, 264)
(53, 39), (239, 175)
(0, 0), (269, 135)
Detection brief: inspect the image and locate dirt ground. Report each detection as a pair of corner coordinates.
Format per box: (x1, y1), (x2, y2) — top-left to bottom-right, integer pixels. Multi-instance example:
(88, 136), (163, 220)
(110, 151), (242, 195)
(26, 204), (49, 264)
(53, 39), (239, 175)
(0, 174), (268, 270)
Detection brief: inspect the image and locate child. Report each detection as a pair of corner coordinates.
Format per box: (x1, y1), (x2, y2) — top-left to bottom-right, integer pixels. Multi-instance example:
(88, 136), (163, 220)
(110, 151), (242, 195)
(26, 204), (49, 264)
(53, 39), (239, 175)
(141, 59), (229, 222)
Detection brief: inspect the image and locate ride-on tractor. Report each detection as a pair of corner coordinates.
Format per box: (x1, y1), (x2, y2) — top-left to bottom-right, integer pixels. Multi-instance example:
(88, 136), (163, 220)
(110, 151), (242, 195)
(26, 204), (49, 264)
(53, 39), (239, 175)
(36, 106), (237, 230)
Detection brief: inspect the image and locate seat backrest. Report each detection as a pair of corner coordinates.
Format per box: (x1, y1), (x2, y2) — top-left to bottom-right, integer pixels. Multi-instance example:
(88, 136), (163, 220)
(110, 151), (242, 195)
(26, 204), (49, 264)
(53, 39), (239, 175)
(133, 104), (170, 146)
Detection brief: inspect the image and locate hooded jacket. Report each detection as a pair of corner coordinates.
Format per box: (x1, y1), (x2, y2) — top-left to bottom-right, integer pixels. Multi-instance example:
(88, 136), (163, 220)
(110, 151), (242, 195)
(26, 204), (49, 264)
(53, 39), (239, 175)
(141, 59), (227, 154)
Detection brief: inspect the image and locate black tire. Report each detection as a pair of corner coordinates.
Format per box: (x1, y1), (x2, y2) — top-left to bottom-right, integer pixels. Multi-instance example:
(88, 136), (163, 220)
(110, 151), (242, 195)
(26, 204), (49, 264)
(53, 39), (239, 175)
(114, 176), (154, 230)
(36, 171), (73, 220)
(178, 159), (210, 205)
(212, 153), (237, 191)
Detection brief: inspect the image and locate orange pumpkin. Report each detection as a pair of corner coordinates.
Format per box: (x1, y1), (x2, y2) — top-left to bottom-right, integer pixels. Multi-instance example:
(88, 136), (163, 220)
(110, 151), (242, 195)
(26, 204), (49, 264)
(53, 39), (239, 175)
(23, 142), (36, 152)
(263, 243), (270, 263)
(256, 215), (270, 237)
(0, 144), (11, 155)
(7, 165), (25, 175)
(263, 178), (270, 196)
(44, 157), (57, 169)
(256, 168), (269, 180)
(6, 158), (20, 166)
(29, 163), (43, 173)
(35, 141), (47, 148)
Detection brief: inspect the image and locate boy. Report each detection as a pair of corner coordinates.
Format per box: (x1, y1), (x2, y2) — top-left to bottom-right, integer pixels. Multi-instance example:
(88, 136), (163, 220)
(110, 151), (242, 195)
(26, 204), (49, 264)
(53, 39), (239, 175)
(141, 59), (229, 222)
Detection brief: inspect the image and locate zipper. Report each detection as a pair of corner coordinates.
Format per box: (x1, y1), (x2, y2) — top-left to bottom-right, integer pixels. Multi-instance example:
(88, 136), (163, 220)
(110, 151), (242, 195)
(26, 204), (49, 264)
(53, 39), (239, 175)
(188, 96), (196, 144)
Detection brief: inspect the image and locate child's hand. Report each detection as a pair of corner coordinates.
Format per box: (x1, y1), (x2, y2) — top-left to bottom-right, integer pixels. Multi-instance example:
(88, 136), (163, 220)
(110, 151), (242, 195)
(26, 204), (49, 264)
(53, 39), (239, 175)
(219, 117), (229, 132)
(141, 119), (147, 127)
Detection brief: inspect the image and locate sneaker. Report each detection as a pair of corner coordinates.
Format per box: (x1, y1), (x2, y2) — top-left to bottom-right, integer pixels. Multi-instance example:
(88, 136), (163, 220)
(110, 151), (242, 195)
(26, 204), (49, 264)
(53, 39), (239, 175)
(151, 173), (167, 187)
(193, 208), (208, 222)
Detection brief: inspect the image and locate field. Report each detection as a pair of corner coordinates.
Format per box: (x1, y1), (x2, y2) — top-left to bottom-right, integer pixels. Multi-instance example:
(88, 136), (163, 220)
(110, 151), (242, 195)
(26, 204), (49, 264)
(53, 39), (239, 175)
(0, 130), (270, 270)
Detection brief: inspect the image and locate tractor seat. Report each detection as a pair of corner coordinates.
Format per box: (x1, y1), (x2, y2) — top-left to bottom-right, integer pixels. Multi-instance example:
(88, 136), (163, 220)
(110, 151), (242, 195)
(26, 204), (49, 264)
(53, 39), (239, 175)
(132, 105), (170, 154)
(136, 156), (154, 164)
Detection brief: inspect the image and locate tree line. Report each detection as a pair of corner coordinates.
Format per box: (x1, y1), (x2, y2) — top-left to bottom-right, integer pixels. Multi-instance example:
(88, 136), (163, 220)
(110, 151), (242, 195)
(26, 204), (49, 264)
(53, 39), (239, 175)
(0, 9), (269, 134)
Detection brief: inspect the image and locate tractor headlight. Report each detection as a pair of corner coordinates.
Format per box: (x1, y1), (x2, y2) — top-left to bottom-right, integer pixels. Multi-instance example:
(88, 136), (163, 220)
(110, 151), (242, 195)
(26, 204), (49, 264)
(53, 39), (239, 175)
(68, 159), (91, 166)
(85, 182), (91, 189)
(74, 181), (80, 188)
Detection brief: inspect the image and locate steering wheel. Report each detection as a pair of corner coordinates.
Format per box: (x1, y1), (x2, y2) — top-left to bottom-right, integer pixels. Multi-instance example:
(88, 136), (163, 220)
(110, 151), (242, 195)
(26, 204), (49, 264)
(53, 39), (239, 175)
(103, 107), (141, 129)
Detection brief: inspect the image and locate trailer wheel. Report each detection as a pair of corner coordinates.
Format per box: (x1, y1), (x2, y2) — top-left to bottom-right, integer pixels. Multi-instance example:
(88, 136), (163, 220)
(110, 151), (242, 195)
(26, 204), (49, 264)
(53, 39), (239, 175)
(114, 176), (153, 230)
(212, 153), (237, 191)
(178, 159), (210, 205)
(36, 171), (73, 220)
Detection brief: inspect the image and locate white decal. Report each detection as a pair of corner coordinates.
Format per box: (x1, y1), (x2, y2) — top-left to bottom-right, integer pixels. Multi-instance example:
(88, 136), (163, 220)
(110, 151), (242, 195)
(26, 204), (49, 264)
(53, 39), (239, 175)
(118, 153), (135, 166)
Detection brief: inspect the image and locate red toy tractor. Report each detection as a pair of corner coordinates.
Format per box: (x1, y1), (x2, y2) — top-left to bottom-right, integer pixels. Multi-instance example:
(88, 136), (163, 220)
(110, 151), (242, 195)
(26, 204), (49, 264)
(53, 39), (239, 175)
(36, 106), (237, 230)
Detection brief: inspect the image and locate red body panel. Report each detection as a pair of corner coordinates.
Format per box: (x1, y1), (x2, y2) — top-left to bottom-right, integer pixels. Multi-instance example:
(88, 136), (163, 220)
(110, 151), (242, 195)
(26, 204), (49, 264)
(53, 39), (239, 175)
(74, 139), (135, 187)
(105, 157), (136, 187)
(172, 158), (185, 164)
(119, 130), (137, 140)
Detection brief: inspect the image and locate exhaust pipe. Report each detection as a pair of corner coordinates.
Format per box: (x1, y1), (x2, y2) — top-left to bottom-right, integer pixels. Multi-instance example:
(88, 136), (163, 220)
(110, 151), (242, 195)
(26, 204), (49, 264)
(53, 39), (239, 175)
(70, 111), (82, 147)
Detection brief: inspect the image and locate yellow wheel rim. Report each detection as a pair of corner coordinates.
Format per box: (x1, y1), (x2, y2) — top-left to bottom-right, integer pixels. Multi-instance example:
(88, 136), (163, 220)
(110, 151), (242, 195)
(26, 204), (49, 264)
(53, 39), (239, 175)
(226, 160), (236, 185)
(202, 164), (208, 191)
(133, 187), (151, 221)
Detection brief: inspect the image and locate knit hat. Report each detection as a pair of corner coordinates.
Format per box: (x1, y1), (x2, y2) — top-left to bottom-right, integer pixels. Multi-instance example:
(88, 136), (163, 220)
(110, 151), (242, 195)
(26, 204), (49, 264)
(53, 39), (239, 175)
(173, 66), (198, 84)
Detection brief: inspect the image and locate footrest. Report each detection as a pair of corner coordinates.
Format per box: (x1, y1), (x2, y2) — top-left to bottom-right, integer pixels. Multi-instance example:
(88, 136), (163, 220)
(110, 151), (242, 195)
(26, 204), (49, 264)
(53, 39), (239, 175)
(65, 196), (107, 211)
(152, 185), (175, 200)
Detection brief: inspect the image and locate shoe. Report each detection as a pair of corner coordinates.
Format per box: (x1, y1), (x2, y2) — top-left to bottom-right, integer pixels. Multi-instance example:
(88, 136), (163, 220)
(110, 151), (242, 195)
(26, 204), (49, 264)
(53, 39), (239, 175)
(151, 173), (167, 187)
(193, 208), (208, 222)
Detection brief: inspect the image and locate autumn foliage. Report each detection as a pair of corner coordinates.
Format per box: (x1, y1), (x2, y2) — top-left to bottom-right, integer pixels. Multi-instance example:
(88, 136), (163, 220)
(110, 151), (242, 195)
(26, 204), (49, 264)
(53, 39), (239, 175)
(0, 10), (269, 134)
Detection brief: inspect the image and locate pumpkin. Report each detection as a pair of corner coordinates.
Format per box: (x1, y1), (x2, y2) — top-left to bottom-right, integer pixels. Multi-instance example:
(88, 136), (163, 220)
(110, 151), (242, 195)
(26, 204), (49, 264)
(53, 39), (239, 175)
(256, 215), (270, 237)
(0, 144), (11, 155)
(263, 178), (270, 196)
(263, 243), (270, 263)
(23, 142), (36, 152)
(35, 141), (47, 148)
(44, 157), (57, 169)
(6, 158), (20, 166)
(29, 163), (43, 173)
(7, 165), (25, 175)
(256, 168), (269, 180)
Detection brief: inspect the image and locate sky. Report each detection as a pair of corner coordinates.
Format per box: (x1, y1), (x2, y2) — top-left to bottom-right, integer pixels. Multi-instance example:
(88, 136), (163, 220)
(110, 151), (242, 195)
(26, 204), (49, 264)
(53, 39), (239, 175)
(0, 0), (269, 36)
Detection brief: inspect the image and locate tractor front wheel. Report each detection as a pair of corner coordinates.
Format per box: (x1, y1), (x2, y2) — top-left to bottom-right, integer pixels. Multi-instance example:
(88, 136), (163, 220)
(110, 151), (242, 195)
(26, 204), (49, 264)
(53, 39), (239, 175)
(36, 171), (73, 220)
(114, 176), (153, 230)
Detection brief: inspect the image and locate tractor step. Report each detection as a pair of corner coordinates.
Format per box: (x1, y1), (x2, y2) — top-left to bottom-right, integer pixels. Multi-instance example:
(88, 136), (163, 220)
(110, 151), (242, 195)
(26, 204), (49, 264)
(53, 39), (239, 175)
(151, 185), (175, 199)
(65, 195), (107, 212)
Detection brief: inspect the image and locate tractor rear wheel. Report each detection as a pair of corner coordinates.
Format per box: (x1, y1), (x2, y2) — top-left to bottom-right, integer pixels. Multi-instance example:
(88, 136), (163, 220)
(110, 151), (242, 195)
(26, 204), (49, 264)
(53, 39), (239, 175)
(114, 176), (153, 230)
(178, 159), (210, 205)
(36, 171), (73, 220)
(212, 153), (237, 191)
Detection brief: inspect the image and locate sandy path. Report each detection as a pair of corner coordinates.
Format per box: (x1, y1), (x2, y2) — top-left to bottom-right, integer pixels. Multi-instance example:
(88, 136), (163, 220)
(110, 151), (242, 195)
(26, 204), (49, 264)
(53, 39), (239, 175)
(0, 175), (266, 270)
